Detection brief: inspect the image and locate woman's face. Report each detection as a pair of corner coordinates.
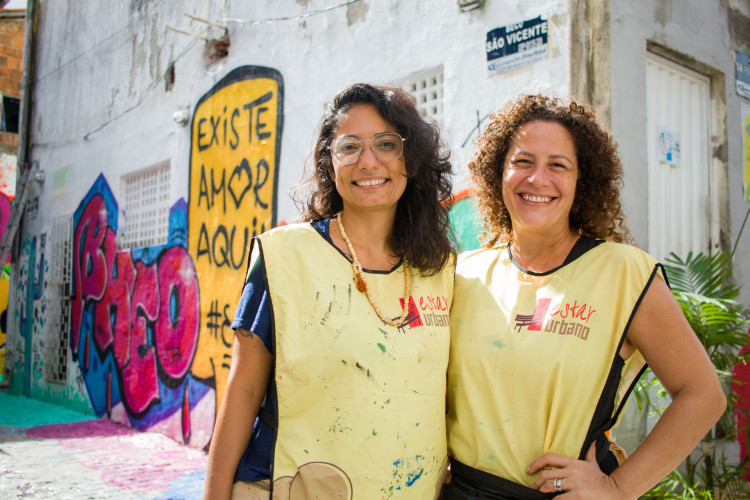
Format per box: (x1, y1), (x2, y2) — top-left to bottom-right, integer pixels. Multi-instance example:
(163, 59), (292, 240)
(329, 103), (407, 216)
(501, 120), (578, 238)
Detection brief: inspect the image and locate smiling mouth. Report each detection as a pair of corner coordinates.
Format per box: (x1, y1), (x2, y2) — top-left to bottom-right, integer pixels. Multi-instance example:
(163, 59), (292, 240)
(521, 194), (553, 203)
(354, 178), (387, 187)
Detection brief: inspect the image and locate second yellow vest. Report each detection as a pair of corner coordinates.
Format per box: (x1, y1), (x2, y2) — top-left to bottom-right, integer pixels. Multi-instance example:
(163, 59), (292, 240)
(259, 223), (453, 499)
(447, 242), (661, 487)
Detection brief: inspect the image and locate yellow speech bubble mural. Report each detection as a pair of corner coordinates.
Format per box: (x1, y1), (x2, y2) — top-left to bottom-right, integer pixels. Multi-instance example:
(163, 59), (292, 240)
(189, 66), (283, 411)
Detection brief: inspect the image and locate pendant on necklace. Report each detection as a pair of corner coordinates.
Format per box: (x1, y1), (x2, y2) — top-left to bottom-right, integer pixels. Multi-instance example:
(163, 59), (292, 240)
(355, 272), (368, 292)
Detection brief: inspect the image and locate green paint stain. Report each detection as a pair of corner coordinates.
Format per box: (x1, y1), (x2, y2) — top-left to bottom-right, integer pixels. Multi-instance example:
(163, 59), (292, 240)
(377, 343), (386, 353)
(373, 429), (377, 436)
(492, 339), (506, 348)
(341, 360), (347, 365)
(379, 328), (388, 336)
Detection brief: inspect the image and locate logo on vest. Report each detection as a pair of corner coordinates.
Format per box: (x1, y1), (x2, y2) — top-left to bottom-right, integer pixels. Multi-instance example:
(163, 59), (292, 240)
(395, 294), (449, 331)
(513, 297), (596, 340)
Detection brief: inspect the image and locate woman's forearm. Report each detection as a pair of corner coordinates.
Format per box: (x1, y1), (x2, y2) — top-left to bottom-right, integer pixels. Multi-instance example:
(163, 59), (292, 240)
(203, 330), (272, 500)
(203, 386), (258, 500)
(609, 383), (726, 499)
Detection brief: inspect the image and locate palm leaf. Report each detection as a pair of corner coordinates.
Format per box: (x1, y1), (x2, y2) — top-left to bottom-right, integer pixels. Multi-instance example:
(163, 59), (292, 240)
(664, 252), (740, 300)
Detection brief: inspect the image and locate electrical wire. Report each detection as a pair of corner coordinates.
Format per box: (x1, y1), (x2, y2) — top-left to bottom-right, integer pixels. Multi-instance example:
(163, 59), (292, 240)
(32, 0), (359, 148)
(221, 0), (359, 26)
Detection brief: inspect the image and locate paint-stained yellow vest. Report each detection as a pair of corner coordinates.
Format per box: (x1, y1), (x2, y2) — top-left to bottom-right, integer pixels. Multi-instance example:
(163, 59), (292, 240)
(447, 242), (660, 487)
(258, 223), (453, 499)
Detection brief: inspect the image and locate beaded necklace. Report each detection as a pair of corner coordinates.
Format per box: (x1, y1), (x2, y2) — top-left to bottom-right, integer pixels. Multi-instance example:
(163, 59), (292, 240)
(335, 212), (412, 327)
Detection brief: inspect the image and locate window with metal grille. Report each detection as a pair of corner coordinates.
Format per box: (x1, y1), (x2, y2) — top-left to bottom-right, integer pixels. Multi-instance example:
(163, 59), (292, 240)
(396, 66), (444, 125)
(120, 160), (171, 248)
(45, 216), (73, 384)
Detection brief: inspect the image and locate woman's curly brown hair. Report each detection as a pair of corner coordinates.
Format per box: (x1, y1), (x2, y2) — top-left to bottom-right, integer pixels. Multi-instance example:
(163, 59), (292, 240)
(293, 83), (455, 276)
(469, 94), (631, 247)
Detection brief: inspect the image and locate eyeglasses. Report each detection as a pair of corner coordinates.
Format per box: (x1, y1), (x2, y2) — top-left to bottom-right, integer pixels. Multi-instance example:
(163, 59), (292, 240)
(328, 132), (405, 166)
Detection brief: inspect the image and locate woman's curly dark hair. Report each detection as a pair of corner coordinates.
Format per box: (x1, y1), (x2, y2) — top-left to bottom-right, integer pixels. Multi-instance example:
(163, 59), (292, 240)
(469, 94), (631, 247)
(293, 83), (455, 276)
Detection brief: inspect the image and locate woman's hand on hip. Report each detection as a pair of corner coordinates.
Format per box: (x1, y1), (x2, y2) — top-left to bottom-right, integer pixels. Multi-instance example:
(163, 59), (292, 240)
(527, 444), (625, 499)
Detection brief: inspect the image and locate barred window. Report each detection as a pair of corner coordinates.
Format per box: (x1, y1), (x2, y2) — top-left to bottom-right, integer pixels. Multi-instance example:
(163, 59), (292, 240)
(395, 66), (444, 126)
(120, 160), (171, 248)
(44, 216), (73, 384)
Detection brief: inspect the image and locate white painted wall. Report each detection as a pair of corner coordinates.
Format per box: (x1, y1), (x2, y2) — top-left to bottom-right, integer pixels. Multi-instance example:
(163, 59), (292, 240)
(26, 0), (571, 232)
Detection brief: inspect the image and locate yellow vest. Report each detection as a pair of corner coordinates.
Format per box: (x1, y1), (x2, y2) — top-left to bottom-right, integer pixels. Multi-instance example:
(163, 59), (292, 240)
(258, 223), (453, 499)
(447, 242), (660, 487)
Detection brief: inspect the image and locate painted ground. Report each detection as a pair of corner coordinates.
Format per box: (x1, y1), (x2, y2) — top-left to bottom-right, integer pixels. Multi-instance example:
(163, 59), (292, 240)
(0, 391), (208, 499)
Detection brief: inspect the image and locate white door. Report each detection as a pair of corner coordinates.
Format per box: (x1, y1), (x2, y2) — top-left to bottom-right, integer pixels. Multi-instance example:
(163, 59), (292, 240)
(646, 53), (711, 261)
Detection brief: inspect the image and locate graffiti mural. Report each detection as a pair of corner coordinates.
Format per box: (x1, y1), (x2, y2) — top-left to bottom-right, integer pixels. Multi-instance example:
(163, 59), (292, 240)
(448, 189), (483, 253)
(71, 174), (212, 448)
(0, 191), (12, 382)
(188, 66), (283, 413)
(19, 234), (45, 395)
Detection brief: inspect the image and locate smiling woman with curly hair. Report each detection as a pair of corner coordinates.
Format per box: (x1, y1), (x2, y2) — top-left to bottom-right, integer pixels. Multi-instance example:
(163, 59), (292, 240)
(469, 94), (630, 247)
(445, 94), (725, 500)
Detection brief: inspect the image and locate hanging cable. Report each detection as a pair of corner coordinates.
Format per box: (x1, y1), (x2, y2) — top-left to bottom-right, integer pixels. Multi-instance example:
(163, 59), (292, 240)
(221, 0), (358, 26)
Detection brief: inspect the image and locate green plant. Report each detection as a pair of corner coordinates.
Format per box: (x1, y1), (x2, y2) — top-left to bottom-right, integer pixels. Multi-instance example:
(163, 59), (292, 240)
(638, 234), (750, 498)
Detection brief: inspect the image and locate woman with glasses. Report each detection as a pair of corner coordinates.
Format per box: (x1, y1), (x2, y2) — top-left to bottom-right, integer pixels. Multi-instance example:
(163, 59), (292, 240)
(204, 83), (455, 500)
(444, 94), (724, 499)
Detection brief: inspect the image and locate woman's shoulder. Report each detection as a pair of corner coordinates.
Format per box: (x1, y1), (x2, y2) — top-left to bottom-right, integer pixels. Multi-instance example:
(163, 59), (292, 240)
(456, 246), (504, 271)
(258, 221), (316, 239)
(597, 241), (654, 257)
(255, 222), (322, 256)
(592, 241), (660, 269)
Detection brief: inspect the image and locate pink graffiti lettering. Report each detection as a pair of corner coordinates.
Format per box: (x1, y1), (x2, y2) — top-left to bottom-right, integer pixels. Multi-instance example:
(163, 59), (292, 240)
(72, 194), (109, 359)
(73, 194), (200, 417)
(93, 228), (134, 359)
(123, 260), (160, 415)
(155, 247), (199, 380)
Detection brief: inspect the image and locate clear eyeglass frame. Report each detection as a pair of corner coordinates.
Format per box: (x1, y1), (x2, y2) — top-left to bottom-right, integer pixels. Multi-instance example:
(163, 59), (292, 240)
(327, 132), (406, 166)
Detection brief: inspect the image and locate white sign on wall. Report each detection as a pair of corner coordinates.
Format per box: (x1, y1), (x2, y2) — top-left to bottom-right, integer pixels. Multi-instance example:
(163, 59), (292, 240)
(486, 16), (548, 75)
(736, 51), (750, 100)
